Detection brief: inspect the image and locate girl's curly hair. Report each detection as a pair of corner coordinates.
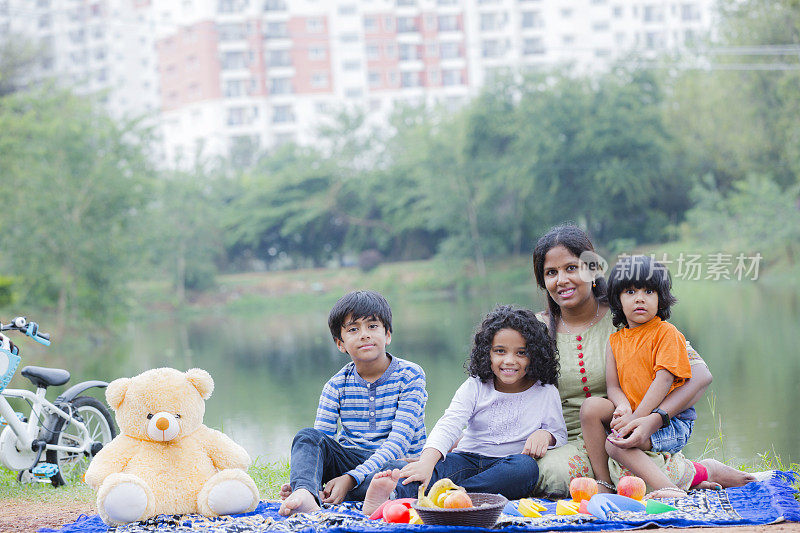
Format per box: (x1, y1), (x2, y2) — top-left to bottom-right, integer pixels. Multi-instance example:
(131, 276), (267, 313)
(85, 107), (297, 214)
(466, 305), (559, 386)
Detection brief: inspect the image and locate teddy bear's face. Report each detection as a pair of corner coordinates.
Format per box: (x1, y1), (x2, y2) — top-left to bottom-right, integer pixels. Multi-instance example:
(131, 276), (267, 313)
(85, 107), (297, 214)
(107, 368), (213, 443)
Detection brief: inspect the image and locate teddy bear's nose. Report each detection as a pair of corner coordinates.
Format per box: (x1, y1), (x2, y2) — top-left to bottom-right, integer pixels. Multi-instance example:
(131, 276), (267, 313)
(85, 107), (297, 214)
(155, 417), (170, 431)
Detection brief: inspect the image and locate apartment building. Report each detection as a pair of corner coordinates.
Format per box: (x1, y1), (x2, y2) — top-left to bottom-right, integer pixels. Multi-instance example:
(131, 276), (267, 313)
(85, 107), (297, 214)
(1, 0), (713, 166)
(0, 0), (159, 121)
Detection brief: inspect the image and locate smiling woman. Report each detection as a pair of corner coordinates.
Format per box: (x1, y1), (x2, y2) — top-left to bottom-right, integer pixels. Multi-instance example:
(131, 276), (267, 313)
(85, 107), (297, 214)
(530, 224), (754, 497)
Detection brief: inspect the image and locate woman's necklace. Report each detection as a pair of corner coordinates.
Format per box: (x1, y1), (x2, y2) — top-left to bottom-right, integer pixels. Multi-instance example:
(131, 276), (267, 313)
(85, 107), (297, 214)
(560, 300), (600, 335)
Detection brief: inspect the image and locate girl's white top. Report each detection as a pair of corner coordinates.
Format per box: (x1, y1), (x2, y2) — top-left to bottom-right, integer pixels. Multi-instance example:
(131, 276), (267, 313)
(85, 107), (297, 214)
(424, 377), (568, 458)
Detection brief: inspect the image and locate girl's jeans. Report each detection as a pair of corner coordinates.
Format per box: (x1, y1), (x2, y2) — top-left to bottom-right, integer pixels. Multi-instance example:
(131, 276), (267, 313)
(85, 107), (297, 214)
(288, 427), (407, 503)
(393, 451), (539, 500)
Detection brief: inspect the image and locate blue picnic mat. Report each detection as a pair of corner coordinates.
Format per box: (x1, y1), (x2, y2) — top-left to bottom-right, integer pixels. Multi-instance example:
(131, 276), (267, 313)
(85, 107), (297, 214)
(41, 470), (800, 533)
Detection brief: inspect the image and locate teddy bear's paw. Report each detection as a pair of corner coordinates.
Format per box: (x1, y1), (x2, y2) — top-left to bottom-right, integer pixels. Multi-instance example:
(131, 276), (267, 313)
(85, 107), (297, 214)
(101, 481), (150, 524)
(199, 470), (259, 516)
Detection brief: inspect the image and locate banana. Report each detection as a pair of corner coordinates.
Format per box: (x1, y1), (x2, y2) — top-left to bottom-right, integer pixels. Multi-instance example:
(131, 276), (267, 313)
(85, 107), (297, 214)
(416, 484), (436, 508)
(427, 478), (459, 507)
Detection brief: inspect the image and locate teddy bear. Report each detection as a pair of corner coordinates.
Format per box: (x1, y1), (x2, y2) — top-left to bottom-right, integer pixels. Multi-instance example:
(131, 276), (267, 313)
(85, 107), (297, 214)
(84, 367), (260, 526)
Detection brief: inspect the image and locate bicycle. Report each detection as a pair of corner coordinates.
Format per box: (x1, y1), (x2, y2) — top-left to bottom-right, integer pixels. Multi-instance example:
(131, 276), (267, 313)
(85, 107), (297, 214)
(0, 316), (117, 486)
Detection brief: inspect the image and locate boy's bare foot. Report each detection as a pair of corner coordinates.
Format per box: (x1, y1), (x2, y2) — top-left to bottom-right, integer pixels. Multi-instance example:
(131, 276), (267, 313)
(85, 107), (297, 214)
(280, 483), (292, 500)
(278, 488), (320, 516)
(646, 487), (688, 499)
(700, 459), (756, 488)
(362, 469), (401, 516)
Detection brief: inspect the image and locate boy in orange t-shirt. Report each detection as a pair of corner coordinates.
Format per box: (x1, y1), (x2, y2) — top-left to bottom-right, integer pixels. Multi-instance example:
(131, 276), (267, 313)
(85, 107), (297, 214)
(580, 255), (694, 499)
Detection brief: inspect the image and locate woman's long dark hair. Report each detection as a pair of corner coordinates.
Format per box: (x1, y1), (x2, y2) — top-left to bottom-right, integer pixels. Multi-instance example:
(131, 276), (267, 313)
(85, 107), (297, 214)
(466, 305), (559, 387)
(532, 224), (608, 338)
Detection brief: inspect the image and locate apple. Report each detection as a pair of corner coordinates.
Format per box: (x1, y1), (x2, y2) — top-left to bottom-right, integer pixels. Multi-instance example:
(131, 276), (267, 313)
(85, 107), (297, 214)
(617, 476), (646, 500)
(569, 477), (598, 502)
(443, 491), (473, 508)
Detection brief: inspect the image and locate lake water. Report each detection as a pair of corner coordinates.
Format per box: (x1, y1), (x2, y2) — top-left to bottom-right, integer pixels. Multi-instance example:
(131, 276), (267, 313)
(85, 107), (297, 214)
(8, 279), (798, 468)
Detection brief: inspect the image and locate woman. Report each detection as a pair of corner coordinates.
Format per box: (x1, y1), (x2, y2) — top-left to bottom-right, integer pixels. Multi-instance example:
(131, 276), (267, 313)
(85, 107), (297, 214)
(531, 224), (754, 498)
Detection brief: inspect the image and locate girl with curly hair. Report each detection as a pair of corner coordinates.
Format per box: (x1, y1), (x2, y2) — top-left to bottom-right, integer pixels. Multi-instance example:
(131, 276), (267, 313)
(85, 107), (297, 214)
(362, 305), (567, 514)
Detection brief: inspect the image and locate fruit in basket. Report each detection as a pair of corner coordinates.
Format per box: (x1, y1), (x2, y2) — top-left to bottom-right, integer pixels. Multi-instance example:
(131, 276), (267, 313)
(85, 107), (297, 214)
(443, 491), (473, 508)
(569, 477), (598, 502)
(428, 478), (459, 506)
(417, 484), (436, 508)
(617, 476), (646, 501)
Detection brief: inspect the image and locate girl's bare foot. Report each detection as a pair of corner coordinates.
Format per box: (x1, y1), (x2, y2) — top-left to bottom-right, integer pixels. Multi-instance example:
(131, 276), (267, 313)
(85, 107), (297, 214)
(280, 483), (292, 500)
(278, 488), (320, 516)
(362, 469), (401, 516)
(646, 487), (688, 499)
(700, 459), (756, 488)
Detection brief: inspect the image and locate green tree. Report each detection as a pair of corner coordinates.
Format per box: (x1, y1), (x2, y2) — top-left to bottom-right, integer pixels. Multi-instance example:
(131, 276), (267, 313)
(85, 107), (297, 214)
(0, 87), (153, 329)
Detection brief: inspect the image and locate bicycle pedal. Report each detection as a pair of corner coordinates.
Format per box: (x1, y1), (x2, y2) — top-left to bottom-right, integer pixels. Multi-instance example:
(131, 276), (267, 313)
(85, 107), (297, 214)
(31, 463), (59, 479)
(0, 411), (25, 428)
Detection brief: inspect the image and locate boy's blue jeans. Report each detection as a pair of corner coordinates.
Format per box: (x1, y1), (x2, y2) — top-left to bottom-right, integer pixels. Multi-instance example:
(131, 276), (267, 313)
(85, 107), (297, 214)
(393, 451), (539, 501)
(289, 427), (407, 503)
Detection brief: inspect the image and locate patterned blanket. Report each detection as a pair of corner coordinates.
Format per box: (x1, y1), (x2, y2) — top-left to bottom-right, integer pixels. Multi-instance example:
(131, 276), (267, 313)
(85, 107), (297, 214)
(41, 471), (800, 533)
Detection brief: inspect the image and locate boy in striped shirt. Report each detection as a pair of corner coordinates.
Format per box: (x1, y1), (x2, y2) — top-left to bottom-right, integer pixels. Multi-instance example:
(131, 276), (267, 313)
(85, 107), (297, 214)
(279, 290), (428, 515)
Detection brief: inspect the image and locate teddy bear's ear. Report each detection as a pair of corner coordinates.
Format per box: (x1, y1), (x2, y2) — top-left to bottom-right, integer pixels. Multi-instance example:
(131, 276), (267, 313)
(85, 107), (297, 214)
(185, 368), (214, 400)
(106, 377), (130, 411)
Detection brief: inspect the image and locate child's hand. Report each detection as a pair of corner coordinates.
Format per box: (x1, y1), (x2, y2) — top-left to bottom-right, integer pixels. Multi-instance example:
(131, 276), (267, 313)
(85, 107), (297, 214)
(398, 458), (436, 487)
(321, 474), (356, 504)
(606, 415), (660, 449)
(610, 404), (633, 433)
(523, 429), (553, 458)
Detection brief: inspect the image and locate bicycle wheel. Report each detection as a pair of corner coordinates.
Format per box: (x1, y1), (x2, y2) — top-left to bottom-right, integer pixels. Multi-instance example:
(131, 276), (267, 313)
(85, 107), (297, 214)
(45, 395), (117, 486)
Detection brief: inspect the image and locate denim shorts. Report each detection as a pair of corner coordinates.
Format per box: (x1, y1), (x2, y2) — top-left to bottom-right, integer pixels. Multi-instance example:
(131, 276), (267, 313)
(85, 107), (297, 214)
(650, 416), (694, 454)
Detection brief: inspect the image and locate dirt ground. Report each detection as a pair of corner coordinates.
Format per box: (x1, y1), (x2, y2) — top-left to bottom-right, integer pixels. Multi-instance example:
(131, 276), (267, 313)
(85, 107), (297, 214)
(1, 501), (798, 533)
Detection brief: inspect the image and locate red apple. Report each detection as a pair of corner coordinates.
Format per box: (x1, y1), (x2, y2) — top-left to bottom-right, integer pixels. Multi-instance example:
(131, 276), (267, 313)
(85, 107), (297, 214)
(383, 501), (411, 523)
(617, 476), (646, 500)
(569, 477), (598, 502)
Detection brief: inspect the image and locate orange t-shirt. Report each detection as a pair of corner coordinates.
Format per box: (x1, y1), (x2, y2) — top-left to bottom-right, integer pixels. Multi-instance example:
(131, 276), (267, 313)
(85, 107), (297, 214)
(609, 317), (692, 412)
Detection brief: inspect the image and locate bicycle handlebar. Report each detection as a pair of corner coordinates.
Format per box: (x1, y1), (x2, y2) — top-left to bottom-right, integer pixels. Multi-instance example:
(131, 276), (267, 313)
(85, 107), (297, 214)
(0, 317), (51, 346)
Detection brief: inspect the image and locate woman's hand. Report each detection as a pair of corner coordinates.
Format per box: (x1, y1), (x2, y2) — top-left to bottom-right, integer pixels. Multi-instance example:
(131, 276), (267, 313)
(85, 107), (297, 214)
(523, 429), (554, 458)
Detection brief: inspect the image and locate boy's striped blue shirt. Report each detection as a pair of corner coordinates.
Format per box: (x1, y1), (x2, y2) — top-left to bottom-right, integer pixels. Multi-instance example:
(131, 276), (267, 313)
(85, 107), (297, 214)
(314, 354), (427, 485)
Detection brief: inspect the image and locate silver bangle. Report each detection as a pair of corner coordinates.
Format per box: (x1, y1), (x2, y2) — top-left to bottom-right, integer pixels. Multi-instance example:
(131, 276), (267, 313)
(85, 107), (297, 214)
(597, 480), (616, 491)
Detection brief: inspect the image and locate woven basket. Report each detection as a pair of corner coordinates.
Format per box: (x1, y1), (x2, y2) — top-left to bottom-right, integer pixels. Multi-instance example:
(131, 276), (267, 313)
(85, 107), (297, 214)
(412, 493), (508, 528)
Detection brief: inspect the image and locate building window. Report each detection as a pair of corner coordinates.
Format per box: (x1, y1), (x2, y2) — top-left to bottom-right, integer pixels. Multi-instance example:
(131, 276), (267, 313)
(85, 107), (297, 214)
(400, 71), (421, 87)
(364, 16), (377, 32)
(427, 68), (440, 85)
(523, 37), (544, 55)
(218, 22), (245, 41)
(562, 34), (575, 45)
(366, 43), (380, 59)
(265, 21), (288, 38)
(480, 13), (497, 31)
(592, 21), (610, 31)
(272, 105), (294, 123)
(643, 5), (664, 22)
(309, 46), (327, 60)
(681, 3), (700, 21)
(399, 43), (419, 60)
(263, 0), (287, 11)
(441, 69), (463, 86)
(426, 42), (439, 58)
(439, 41), (461, 59)
(339, 4), (356, 15)
(269, 77), (292, 94)
(438, 14), (459, 31)
(340, 33), (359, 43)
(343, 60), (361, 70)
(560, 8), (572, 18)
(521, 11), (543, 28)
(397, 16), (417, 33)
(268, 49), (291, 67)
(368, 71), (381, 87)
(307, 18), (324, 33)
(481, 39), (503, 58)
(645, 31), (665, 48)
(345, 87), (363, 98)
(224, 79), (247, 97)
(311, 72), (329, 87)
(384, 16), (395, 31)
(613, 6), (623, 17)
(221, 51), (247, 69)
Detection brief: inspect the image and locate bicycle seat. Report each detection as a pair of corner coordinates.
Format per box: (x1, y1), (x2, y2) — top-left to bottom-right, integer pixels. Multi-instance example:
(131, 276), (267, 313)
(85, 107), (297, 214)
(20, 366), (70, 388)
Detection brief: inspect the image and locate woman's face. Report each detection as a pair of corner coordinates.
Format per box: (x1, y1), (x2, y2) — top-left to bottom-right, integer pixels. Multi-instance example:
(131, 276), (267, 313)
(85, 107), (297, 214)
(542, 245), (595, 311)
